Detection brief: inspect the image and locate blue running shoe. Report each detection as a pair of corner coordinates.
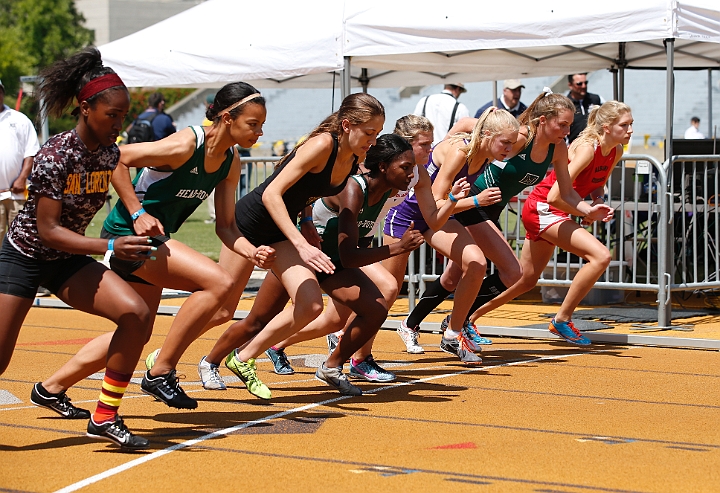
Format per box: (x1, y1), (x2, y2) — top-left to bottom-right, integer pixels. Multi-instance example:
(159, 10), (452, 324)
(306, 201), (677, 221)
(349, 355), (396, 382)
(265, 347), (295, 375)
(464, 321), (492, 345)
(549, 319), (591, 346)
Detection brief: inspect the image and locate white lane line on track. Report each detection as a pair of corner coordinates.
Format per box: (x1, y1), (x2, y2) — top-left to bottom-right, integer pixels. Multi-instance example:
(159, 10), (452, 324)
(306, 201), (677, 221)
(54, 350), (605, 493)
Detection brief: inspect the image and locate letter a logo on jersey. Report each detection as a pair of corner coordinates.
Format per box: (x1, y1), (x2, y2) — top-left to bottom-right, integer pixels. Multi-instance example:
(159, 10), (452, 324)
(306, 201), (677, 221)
(190, 167), (198, 175)
(518, 154), (526, 160)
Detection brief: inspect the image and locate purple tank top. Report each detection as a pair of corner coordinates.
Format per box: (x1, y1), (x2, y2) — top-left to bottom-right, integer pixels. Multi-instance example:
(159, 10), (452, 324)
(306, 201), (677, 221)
(390, 143), (479, 218)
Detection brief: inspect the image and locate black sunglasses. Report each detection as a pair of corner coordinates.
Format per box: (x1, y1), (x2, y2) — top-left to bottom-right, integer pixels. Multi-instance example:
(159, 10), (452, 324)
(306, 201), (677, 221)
(575, 81), (588, 87)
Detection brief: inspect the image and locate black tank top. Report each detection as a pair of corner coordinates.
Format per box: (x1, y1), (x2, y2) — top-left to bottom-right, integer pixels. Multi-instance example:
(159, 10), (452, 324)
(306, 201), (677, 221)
(235, 134), (357, 246)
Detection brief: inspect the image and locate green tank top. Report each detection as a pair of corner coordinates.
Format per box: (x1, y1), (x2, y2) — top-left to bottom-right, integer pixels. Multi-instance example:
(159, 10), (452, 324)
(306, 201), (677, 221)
(474, 136), (555, 207)
(312, 174), (392, 264)
(104, 126), (235, 235)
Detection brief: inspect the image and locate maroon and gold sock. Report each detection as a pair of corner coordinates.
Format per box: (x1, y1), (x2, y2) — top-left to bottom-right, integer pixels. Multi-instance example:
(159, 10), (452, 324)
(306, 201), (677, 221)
(92, 368), (132, 424)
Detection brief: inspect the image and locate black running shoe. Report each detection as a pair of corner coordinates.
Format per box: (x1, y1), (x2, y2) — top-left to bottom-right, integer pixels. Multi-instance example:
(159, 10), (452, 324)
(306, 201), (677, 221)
(87, 415), (149, 450)
(30, 382), (90, 419)
(140, 369), (198, 409)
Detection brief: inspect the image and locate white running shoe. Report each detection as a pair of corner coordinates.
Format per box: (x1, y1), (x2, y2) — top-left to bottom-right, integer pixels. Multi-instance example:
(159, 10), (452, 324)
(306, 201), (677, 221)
(397, 320), (424, 354)
(441, 316), (481, 352)
(198, 356), (227, 390)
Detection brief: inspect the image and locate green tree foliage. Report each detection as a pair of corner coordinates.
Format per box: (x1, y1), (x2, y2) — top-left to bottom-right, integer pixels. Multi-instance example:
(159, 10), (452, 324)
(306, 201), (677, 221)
(0, 1), (193, 136)
(0, 0), (93, 132)
(0, 0), (93, 95)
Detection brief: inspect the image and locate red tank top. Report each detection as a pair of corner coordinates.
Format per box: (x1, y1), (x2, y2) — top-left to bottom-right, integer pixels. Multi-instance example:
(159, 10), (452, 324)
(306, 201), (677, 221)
(527, 143), (617, 204)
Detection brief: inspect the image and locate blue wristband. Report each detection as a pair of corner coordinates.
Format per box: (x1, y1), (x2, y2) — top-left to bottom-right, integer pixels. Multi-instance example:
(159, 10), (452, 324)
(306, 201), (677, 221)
(131, 208), (146, 221)
(448, 192), (458, 203)
(299, 216), (313, 224)
(473, 195), (480, 208)
(104, 238), (115, 262)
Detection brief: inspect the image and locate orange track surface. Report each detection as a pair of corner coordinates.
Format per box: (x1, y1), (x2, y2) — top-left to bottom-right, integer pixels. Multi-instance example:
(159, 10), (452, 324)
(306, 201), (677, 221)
(1, 306), (719, 492)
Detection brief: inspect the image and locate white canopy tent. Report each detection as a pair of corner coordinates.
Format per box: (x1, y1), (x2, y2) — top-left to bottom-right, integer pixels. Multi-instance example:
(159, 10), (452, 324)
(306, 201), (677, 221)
(99, 0), (720, 91)
(98, 0), (345, 89)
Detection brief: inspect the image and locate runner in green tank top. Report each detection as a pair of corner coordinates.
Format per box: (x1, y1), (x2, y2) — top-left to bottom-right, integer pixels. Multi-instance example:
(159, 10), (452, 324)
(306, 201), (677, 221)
(103, 125), (235, 236)
(314, 174), (394, 266)
(403, 91), (597, 350)
(473, 133), (555, 206)
(36, 82), (276, 413)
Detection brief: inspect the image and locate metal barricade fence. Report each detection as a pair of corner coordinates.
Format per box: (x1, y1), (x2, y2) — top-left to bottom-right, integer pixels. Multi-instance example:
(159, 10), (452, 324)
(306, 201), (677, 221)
(400, 155), (678, 327)
(238, 156), (280, 200)
(668, 155), (720, 294)
(239, 153), (720, 328)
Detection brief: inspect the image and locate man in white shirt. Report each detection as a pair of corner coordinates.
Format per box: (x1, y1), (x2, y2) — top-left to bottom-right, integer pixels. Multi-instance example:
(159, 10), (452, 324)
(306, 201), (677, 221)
(413, 83), (470, 145)
(684, 116), (705, 139)
(0, 79), (40, 237)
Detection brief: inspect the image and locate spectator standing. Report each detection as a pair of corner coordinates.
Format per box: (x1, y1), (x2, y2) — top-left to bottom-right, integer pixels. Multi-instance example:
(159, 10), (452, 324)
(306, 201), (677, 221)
(134, 91), (176, 141)
(475, 79), (527, 118)
(684, 116), (705, 139)
(0, 79), (40, 237)
(566, 73), (603, 143)
(414, 83), (469, 145)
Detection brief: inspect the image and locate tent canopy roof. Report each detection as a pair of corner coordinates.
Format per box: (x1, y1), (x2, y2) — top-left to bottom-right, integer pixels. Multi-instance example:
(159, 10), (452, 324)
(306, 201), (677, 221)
(99, 0), (720, 89)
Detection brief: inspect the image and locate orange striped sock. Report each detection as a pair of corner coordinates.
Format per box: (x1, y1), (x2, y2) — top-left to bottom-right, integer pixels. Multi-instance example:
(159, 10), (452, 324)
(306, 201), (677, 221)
(93, 368), (132, 424)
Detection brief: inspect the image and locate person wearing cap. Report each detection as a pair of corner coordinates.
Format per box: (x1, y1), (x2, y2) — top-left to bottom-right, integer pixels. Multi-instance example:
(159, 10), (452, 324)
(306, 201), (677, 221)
(566, 73), (603, 143)
(0, 79), (40, 238)
(413, 83), (470, 145)
(475, 79), (527, 119)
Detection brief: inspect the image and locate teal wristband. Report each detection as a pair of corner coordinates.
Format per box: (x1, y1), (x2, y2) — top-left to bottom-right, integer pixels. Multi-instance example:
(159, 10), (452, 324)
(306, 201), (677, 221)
(131, 208), (146, 221)
(300, 216), (313, 224)
(473, 195), (480, 208)
(104, 238), (115, 262)
(448, 192), (458, 203)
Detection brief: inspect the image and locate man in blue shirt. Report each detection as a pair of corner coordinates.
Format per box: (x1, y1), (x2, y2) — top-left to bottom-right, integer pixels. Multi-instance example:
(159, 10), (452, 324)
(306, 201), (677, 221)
(136, 92), (176, 140)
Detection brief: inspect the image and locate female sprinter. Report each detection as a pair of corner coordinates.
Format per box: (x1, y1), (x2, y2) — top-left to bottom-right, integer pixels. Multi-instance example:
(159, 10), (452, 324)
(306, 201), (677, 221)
(262, 133), (469, 388)
(202, 93), (386, 399)
(382, 110), (513, 363)
(469, 101), (628, 345)
(395, 107), (522, 351)
(401, 93), (594, 347)
(0, 48), (153, 449)
(34, 82), (274, 415)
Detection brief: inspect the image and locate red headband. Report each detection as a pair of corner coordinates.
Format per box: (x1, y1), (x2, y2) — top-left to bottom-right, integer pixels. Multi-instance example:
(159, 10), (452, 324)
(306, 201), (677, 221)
(77, 73), (126, 102)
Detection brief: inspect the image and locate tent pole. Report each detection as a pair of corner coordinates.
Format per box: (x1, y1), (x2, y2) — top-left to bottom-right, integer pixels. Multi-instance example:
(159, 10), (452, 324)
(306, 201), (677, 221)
(611, 68), (618, 100)
(659, 37), (675, 329)
(359, 68), (369, 93)
(342, 56), (351, 99)
(665, 39), (675, 165)
(617, 42), (627, 102)
(492, 81), (498, 107)
(709, 69), (713, 138)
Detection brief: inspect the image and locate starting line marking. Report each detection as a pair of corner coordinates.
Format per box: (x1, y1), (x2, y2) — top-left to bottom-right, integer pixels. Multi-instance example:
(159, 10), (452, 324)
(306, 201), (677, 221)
(54, 349), (607, 493)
